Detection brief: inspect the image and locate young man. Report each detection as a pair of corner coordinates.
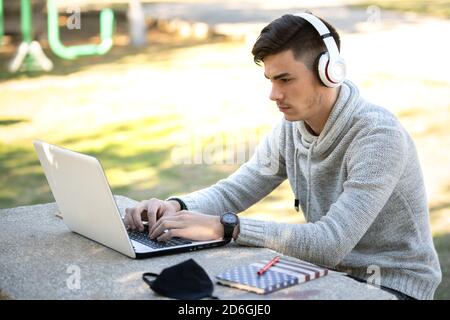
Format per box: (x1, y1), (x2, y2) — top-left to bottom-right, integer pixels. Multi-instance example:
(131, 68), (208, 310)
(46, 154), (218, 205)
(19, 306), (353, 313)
(124, 13), (441, 300)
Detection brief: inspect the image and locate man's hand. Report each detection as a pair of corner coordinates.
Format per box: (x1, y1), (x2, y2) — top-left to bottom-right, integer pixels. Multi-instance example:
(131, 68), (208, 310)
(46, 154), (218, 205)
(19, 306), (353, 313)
(124, 198), (180, 234)
(148, 211), (224, 242)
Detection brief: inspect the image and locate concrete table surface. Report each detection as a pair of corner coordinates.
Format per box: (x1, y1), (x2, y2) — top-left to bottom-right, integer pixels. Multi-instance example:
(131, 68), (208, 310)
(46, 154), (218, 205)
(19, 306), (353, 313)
(0, 196), (396, 300)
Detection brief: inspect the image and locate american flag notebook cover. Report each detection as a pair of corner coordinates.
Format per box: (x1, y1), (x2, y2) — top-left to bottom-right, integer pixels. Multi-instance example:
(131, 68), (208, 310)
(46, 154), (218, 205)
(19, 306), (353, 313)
(252, 258), (329, 283)
(216, 264), (299, 295)
(216, 258), (329, 294)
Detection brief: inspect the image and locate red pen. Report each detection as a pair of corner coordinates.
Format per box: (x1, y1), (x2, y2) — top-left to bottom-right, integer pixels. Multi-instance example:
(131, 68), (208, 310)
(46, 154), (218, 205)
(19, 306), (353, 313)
(257, 256), (281, 276)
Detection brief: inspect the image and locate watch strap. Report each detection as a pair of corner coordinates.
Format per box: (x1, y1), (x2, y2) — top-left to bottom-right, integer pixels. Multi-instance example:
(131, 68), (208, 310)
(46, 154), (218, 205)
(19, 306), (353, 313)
(223, 223), (234, 240)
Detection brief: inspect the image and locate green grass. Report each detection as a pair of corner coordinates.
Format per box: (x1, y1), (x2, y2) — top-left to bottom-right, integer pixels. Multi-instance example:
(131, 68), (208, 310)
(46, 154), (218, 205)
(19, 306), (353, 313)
(352, 0), (450, 18)
(0, 118), (29, 126)
(434, 233), (450, 300)
(0, 142), (50, 207)
(0, 115), (248, 209)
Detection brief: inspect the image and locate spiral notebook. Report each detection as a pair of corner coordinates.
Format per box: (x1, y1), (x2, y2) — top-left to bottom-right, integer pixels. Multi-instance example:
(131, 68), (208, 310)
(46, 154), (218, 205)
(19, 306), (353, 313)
(216, 257), (329, 295)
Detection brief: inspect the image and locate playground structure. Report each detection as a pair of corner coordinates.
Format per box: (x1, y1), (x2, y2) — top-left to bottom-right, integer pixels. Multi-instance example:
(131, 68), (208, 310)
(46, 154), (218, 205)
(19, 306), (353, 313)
(47, 0), (114, 60)
(1, 0), (118, 73)
(0, 0), (3, 46)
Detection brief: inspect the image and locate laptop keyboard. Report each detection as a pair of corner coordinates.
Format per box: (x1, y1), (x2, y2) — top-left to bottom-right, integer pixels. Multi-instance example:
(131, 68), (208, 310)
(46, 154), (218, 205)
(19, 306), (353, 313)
(128, 229), (192, 249)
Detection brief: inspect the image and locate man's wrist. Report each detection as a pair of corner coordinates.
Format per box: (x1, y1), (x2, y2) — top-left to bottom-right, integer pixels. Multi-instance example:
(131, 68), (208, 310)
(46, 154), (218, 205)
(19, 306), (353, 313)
(167, 200), (181, 212)
(166, 197), (187, 211)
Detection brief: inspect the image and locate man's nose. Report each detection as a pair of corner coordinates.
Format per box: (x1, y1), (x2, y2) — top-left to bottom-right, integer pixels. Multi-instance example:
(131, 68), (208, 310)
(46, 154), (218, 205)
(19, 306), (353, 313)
(269, 85), (283, 101)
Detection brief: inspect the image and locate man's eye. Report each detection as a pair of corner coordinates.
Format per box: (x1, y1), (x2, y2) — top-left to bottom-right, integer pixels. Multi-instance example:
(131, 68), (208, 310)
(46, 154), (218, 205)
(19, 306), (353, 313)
(281, 78), (292, 83)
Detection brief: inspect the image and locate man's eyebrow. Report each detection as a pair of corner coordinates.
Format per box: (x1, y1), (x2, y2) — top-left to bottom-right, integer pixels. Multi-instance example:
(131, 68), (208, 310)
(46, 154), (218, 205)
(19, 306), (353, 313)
(264, 73), (291, 80)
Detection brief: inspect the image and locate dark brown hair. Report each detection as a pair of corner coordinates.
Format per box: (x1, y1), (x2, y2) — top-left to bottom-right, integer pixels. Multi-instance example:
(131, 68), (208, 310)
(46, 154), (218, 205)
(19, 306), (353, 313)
(252, 14), (341, 70)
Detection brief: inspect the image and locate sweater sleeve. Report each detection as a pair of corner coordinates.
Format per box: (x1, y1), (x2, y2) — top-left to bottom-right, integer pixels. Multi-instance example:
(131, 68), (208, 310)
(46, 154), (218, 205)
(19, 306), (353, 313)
(237, 125), (409, 268)
(176, 121), (288, 215)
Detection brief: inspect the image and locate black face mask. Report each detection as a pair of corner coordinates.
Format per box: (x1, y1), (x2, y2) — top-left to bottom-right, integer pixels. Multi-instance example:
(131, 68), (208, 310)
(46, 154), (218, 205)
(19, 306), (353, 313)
(142, 259), (217, 300)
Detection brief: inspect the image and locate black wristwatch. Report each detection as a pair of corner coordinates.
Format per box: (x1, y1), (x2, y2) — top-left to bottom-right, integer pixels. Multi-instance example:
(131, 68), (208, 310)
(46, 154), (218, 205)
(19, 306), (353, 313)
(220, 212), (239, 242)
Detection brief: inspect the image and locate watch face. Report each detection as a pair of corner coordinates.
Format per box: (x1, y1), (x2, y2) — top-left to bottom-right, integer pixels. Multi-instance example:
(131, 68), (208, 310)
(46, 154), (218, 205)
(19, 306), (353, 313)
(223, 213), (237, 224)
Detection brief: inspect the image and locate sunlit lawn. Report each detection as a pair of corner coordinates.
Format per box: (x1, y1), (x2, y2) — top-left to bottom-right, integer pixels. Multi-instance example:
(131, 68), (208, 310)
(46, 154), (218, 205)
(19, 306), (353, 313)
(352, 0), (450, 19)
(1, 26), (449, 298)
(0, 29), (297, 218)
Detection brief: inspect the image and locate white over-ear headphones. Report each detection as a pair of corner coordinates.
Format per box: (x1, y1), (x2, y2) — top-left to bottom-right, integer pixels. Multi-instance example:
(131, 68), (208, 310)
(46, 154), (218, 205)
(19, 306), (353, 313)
(294, 13), (346, 88)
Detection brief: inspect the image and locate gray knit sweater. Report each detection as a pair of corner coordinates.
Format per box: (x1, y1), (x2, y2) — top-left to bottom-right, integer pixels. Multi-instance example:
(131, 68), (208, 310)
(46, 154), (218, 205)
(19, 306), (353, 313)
(177, 80), (442, 300)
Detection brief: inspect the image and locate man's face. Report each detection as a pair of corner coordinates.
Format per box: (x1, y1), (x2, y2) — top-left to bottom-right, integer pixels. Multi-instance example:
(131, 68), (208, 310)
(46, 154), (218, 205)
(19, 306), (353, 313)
(263, 49), (323, 122)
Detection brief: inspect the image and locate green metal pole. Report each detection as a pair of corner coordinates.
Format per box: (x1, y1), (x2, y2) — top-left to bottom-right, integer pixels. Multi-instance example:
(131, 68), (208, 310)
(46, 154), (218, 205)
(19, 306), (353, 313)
(8, 0), (53, 72)
(47, 0), (115, 60)
(0, 0), (4, 45)
(21, 0), (33, 43)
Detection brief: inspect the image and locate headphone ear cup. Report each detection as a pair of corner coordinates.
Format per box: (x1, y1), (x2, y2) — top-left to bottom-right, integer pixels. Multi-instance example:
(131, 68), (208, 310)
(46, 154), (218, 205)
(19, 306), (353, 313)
(317, 52), (333, 88)
(328, 58), (346, 85)
(317, 52), (343, 88)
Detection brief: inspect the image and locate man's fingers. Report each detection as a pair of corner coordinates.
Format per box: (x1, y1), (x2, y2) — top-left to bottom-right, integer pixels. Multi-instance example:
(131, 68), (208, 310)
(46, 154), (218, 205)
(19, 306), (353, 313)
(156, 228), (186, 242)
(149, 219), (184, 239)
(124, 198), (180, 232)
(131, 205), (146, 231)
(124, 208), (135, 230)
(148, 211), (184, 235)
(145, 200), (162, 230)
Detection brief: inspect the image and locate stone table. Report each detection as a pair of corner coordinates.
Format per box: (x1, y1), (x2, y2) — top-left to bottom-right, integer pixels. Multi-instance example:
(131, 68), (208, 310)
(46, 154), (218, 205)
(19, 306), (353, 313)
(0, 196), (396, 300)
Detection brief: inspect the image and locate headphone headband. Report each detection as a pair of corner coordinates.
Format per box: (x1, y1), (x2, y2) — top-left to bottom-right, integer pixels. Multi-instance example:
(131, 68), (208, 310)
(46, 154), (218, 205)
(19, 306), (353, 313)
(294, 13), (341, 62)
(294, 12), (345, 87)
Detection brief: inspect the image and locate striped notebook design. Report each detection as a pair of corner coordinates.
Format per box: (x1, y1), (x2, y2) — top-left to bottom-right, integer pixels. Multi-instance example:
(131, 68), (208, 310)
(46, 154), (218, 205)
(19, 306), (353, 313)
(216, 258), (328, 295)
(216, 264), (299, 294)
(252, 258), (329, 283)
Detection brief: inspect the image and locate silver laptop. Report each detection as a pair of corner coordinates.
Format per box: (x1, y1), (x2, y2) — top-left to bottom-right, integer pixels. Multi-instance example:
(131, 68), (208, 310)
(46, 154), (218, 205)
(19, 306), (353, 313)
(33, 140), (228, 259)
